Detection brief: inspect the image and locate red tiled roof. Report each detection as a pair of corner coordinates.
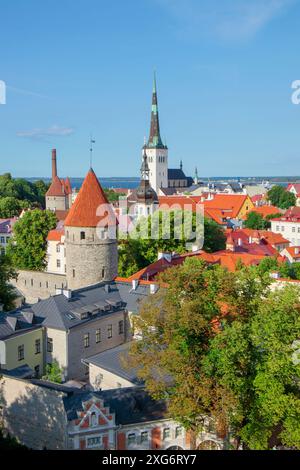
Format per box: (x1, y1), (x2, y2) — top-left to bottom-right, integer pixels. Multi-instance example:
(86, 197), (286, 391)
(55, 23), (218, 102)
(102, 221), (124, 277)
(55, 210), (69, 222)
(47, 229), (64, 242)
(63, 177), (72, 195)
(284, 246), (300, 260)
(203, 194), (250, 218)
(64, 169), (116, 227)
(46, 176), (66, 197)
(250, 205), (281, 218)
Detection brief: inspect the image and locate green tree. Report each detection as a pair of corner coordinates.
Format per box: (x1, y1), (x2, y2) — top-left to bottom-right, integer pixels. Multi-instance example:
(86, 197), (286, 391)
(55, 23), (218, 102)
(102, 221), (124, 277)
(244, 211), (269, 230)
(267, 185), (296, 210)
(104, 189), (126, 203)
(7, 209), (57, 270)
(0, 197), (22, 218)
(0, 173), (49, 210)
(42, 360), (63, 384)
(0, 254), (17, 311)
(205, 283), (300, 449)
(128, 258), (234, 449)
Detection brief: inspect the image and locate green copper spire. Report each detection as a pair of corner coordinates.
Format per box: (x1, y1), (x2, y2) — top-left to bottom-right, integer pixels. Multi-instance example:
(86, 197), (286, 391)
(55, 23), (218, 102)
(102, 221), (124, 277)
(147, 72), (166, 149)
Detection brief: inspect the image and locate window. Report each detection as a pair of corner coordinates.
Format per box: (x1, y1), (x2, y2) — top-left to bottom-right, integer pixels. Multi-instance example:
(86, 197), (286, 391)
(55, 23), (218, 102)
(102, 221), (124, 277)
(87, 436), (101, 448)
(118, 320), (124, 335)
(141, 432), (148, 443)
(163, 428), (171, 440)
(46, 281), (49, 288)
(91, 412), (97, 427)
(276, 226), (279, 231)
(56, 245), (60, 253)
(175, 426), (183, 438)
(281, 226), (285, 232)
(47, 337), (53, 352)
(96, 328), (101, 343)
(18, 344), (24, 361)
(292, 227), (296, 233)
(298, 227), (300, 233)
(73, 269), (75, 278)
(107, 325), (112, 339)
(127, 433), (136, 445)
(56, 259), (61, 268)
(31, 279), (33, 286)
(84, 333), (90, 348)
(66, 231), (69, 239)
(0, 236), (4, 243)
(80, 231), (85, 240)
(102, 267), (106, 278)
(35, 339), (41, 354)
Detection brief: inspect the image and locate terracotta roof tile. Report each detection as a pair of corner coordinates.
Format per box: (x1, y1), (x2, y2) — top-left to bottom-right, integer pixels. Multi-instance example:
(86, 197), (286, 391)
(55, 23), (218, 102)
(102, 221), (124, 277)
(46, 176), (66, 197)
(64, 169), (116, 227)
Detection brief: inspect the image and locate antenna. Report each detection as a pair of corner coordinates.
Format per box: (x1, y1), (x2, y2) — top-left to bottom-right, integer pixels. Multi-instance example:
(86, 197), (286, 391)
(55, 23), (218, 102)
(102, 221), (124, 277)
(90, 135), (96, 168)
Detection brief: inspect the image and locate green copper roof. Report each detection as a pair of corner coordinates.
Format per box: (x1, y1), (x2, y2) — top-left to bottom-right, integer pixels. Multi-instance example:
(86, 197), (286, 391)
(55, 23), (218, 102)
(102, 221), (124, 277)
(146, 73), (166, 149)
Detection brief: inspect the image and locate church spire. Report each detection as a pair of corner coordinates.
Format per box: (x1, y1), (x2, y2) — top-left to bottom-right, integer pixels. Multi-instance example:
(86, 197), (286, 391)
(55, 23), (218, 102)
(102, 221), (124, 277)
(147, 72), (166, 149)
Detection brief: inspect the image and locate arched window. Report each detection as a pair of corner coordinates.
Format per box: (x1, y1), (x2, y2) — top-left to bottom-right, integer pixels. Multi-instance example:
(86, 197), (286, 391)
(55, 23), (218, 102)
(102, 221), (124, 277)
(91, 412), (97, 427)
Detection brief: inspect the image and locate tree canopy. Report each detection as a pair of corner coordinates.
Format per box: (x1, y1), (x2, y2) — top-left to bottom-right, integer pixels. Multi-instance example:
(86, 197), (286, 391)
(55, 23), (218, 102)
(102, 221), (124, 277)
(267, 185), (296, 210)
(0, 173), (49, 217)
(7, 209), (57, 270)
(244, 211), (281, 230)
(128, 258), (300, 449)
(0, 254), (17, 311)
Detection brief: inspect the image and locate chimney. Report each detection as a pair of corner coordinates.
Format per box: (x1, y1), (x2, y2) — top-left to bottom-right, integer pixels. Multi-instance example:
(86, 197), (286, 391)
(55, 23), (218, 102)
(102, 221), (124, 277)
(150, 283), (159, 294)
(52, 149), (57, 181)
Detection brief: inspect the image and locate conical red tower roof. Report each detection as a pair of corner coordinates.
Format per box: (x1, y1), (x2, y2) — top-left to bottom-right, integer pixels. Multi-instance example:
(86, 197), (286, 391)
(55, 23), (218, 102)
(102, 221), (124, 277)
(64, 169), (115, 227)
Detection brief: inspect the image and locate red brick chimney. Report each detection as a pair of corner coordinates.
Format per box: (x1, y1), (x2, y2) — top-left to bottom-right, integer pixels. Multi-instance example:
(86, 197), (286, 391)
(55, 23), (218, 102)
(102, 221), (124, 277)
(52, 149), (57, 181)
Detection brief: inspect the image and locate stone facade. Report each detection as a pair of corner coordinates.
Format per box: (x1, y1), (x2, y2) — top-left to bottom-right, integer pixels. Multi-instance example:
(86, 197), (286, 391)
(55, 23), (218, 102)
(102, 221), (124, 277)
(0, 375), (68, 450)
(12, 270), (67, 304)
(45, 195), (68, 212)
(65, 226), (118, 290)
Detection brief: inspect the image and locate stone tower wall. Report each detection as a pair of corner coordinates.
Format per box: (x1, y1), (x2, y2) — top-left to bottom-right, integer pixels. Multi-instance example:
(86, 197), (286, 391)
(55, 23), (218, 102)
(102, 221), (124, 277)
(46, 195), (67, 211)
(65, 226), (118, 290)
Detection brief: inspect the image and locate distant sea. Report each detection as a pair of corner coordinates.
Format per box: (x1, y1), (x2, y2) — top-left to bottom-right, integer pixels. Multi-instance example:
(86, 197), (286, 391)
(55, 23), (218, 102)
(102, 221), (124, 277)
(25, 176), (300, 190)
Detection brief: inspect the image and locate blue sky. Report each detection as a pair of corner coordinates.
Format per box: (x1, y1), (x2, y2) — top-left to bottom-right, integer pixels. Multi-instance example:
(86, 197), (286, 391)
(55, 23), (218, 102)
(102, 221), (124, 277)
(1, 0), (300, 178)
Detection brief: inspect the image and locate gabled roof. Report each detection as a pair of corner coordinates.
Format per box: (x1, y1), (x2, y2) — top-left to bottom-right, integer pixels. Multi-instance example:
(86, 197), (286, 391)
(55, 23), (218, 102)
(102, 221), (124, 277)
(203, 194), (251, 218)
(168, 169), (187, 180)
(64, 169), (115, 227)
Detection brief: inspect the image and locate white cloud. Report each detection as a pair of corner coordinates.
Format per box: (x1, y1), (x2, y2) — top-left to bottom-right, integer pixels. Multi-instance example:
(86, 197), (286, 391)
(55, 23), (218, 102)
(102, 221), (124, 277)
(17, 125), (74, 139)
(156, 0), (297, 41)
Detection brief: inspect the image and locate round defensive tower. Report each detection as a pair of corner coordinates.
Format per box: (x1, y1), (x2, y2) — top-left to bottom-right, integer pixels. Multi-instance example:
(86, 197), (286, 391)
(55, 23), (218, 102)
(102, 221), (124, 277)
(64, 168), (118, 290)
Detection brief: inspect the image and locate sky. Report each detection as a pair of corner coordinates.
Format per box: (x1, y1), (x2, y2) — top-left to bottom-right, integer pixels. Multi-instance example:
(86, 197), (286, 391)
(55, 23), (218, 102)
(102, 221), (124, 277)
(1, 0), (300, 178)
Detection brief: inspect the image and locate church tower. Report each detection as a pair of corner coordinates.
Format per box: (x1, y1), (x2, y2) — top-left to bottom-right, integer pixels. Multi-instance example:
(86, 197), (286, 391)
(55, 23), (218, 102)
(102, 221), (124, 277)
(135, 149), (159, 218)
(64, 168), (118, 290)
(143, 74), (168, 193)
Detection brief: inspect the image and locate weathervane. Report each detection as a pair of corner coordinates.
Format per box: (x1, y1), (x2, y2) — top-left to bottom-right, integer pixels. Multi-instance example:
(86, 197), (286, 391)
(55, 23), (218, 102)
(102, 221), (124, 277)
(90, 136), (96, 168)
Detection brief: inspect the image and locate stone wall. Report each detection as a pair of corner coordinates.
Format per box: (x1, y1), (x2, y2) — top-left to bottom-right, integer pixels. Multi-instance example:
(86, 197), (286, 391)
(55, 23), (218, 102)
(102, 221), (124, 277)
(12, 270), (67, 304)
(45, 195), (67, 211)
(0, 375), (68, 449)
(65, 226), (118, 290)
